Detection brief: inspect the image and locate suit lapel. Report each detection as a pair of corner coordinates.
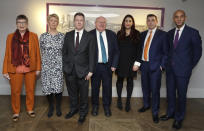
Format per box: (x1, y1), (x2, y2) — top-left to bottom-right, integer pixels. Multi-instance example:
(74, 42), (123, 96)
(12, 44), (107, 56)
(105, 30), (111, 56)
(70, 31), (75, 51)
(141, 31), (148, 49)
(148, 29), (159, 57)
(175, 25), (187, 50)
(150, 29), (159, 48)
(29, 32), (31, 55)
(77, 30), (87, 51)
(93, 29), (98, 57)
(170, 29), (175, 49)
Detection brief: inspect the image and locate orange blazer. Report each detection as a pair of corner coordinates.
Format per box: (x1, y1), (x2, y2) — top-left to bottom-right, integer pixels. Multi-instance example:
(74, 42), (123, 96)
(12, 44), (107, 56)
(2, 32), (41, 74)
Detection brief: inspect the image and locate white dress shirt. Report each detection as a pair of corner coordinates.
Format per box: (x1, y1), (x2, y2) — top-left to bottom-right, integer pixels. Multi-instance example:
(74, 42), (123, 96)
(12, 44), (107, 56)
(174, 24), (185, 41)
(96, 30), (109, 63)
(141, 27), (157, 62)
(74, 29), (84, 46)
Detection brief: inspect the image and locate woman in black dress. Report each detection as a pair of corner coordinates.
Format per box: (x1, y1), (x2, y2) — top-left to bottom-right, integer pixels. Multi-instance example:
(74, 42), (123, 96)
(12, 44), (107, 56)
(116, 14), (141, 112)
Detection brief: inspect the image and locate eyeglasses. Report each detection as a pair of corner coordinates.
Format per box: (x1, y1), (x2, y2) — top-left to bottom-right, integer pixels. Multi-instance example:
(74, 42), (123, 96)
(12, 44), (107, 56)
(16, 22), (27, 25)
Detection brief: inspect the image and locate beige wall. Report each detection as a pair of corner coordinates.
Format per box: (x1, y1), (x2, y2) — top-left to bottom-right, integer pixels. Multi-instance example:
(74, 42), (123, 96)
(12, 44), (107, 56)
(0, 0), (203, 97)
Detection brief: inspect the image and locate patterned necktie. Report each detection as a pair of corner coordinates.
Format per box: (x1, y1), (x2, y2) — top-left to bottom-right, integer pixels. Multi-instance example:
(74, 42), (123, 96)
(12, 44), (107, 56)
(144, 31), (152, 61)
(75, 32), (79, 50)
(99, 32), (107, 63)
(174, 29), (180, 48)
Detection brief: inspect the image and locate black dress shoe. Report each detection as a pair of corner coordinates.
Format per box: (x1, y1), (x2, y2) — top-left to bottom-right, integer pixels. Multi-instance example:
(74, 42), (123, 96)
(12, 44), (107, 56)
(117, 99), (123, 110)
(125, 102), (131, 112)
(153, 115), (159, 123)
(104, 107), (112, 117)
(160, 114), (174, 121)
(65, 110), (78, 119)
(138, 106), (150, 112)
(172, 120), (182, 129)
(56, 110), (62, 117)
(91, 106), (98, 116)
(78, 115), (86, 124)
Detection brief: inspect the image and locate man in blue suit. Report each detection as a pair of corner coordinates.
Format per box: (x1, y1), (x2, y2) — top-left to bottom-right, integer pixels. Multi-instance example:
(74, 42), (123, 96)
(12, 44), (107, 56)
(138, 14), (168, 124)
(160, 10), (202, 129)
(90, 16), (120, 117)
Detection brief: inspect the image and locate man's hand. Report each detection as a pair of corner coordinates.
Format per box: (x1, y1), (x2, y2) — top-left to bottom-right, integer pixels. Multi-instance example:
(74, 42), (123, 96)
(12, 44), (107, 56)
(132, 65), (139, 71)
(85, 72), (93, 80)
(3, 73), (10, 80)
(160, 66), (163, 71)
(111, 67), (116, 72)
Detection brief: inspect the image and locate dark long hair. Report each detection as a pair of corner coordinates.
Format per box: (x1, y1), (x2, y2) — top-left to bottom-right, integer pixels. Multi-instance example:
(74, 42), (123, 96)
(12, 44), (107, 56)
(118, 14), (140, 43)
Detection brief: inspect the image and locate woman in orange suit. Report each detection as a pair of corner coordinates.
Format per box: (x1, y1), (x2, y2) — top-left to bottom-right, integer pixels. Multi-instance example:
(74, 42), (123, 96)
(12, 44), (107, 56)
(2, 14), (41, 122)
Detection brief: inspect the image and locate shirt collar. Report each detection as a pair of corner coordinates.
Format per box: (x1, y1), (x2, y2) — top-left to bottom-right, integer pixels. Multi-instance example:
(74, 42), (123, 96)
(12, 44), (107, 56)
(75, 29), (84, 34)
(176, 24), (185, 32)
(96, 29), (106, 35)
(148, 27), (157, 34)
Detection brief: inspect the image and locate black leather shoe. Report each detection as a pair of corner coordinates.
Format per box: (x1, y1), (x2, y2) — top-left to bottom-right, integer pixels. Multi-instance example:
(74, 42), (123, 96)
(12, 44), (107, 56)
(153, 115), (159, 123)
(160, 114), (174, 121)
(104, 107), (112, 117)
(65, 110), (78, 119)
(91, 106), (98, 116)
(56, 110), (62, 117)
(78, 115), (86, 124)
(138, 106), (150, 112)
(117, 99), (123, 110)
(125, 102), (131, 112)
(172, 120), (182, 129)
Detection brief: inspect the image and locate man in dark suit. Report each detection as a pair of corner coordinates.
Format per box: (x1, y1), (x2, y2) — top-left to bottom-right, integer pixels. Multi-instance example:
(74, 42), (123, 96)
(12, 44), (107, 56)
(160, 10), (202, 129)
(89, 16), (120, 117)
(62, 12), (96, 124)
(138, 14), (168, 124)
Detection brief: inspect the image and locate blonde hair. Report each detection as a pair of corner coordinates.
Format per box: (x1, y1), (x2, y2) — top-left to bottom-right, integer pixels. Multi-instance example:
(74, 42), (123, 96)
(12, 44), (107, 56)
(47, 13), (59, 22)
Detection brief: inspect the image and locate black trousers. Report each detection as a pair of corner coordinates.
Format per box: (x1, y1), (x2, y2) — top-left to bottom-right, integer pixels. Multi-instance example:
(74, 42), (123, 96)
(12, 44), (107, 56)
(64, 67), (89, 116)
(91, 63), (112, 108)
(116, 76), (133, 100)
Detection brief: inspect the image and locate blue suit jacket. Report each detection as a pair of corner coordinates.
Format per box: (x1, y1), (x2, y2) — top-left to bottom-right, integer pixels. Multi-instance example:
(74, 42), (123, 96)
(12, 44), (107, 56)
(89, 29), (120, 72)
(166, 25), (202, 77)
(140, 29), (168, 71)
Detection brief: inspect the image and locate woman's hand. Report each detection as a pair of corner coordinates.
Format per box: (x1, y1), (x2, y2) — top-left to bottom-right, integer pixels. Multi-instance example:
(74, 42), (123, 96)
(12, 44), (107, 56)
(132, 65), (139, 71)
(3, 73), (10, 80)
(36, 71), (41, 76)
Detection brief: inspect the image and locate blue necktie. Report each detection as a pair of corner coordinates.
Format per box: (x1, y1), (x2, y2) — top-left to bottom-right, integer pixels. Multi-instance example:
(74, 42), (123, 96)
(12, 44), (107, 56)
(174, 29), (180, 48)
(99, 32), (107, 63)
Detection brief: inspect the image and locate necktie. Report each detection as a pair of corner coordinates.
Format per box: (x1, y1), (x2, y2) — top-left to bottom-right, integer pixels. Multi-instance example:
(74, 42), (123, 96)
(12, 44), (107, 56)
(75, 32), (79, 50)
(174, 29), (180, 48)
(99, 32), (107, 63)
(144, 31), (152, 61)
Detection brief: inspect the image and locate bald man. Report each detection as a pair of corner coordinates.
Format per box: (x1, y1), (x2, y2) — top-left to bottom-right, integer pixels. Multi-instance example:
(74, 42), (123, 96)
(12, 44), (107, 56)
(160, 10), (202, 129)
(89, 16), (119, 117)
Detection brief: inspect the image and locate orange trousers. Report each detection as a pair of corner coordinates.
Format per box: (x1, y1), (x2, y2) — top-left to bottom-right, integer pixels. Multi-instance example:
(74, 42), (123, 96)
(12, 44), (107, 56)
(9, 71), (36, 114)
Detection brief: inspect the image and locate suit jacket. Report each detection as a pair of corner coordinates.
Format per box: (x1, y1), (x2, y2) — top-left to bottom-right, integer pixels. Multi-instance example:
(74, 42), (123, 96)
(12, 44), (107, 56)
(2, 32), (41, 74)
(89, 29), (120, 72)
(62, 30), (96, 78)
(166, 25), (202, 77)
(140, 29), (168, 71)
